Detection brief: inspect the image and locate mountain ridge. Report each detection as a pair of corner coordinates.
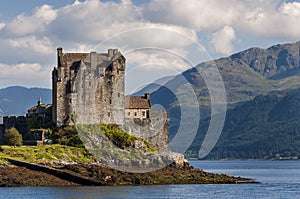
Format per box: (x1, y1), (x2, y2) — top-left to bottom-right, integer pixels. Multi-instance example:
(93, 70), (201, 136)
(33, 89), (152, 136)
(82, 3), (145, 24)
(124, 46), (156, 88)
(186, 88), (300, 159)
(0, 86), (51, 116)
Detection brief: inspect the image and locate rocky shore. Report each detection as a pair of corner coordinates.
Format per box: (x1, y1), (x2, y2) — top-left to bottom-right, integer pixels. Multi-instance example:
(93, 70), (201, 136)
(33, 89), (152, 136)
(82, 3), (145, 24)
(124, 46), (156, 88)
(0, 161), (258, 187)
(0, 144), (258, 187)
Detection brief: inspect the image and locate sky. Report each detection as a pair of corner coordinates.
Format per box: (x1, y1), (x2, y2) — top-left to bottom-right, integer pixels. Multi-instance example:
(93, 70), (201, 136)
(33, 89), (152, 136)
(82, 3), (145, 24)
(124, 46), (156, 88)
(0, 0), (300, 94)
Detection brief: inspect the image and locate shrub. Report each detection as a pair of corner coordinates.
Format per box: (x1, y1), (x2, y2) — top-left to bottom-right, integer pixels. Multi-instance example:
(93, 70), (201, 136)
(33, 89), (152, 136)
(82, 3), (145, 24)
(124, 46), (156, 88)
(5, 127), (22, 146)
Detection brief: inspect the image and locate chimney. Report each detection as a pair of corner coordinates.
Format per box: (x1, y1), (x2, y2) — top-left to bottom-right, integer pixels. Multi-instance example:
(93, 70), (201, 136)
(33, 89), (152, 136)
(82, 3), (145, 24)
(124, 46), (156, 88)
(108, 49), (113, 58)
(38, 98), (42, 106)
(57, 47), (63, 67)
(144, 93), (150, 101)
(113, 49), (118, 55)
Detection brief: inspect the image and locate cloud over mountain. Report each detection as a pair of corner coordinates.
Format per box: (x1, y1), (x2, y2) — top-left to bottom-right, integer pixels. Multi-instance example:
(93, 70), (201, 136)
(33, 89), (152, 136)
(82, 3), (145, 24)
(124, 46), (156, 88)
(0, 0), (299, 90)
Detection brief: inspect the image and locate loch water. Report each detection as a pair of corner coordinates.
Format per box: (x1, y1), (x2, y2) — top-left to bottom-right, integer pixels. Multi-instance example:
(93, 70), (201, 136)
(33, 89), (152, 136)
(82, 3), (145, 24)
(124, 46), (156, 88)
(0, 160), (299, 199)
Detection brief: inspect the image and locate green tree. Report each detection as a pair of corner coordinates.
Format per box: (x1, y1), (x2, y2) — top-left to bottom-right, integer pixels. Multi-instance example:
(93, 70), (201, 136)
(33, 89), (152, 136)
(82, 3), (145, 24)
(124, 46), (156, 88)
(5, 127), (22, 146)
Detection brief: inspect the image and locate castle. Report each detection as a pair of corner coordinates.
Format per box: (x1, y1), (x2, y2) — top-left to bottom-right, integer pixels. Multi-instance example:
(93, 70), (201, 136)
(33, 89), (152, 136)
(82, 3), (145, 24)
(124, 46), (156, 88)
(0, 48), (169, 149)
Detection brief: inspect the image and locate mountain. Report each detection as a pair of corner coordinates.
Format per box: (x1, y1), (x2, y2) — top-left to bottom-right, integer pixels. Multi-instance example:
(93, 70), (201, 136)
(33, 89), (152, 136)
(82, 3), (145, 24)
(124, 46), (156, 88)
(132, 75), (174, 96)
(186, 88), (300, 159)
(136, 41), (300, 158)
(150, 41), (300, 112)
(0, 86), (51, 116)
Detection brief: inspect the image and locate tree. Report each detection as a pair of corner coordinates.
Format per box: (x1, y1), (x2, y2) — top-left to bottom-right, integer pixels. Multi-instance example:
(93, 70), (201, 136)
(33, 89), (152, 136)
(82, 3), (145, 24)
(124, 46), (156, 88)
(5, 127), (22, 146)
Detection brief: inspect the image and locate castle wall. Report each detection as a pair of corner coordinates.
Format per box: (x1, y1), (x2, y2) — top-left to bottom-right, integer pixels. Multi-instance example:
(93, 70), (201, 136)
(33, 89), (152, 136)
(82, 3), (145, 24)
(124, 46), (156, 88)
(2, 116), (27, 136)
(54, 49), (126, 126)
(51, 48), (169, 151)
(124, 110), (169, 150)
(0, 124), (4, 144)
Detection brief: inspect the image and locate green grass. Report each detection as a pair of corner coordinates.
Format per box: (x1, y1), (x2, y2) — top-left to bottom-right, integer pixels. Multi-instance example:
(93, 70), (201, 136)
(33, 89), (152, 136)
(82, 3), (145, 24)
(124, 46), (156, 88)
(77, 124), (157, 153)
(75, 124), (159, 162)
(0, 144), (94, 164)
(0, 124), (158, 165)
(100, 124), (157, 152)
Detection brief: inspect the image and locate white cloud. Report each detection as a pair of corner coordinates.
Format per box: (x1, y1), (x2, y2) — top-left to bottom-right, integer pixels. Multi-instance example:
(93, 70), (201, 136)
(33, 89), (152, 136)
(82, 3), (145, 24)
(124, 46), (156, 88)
(143, 0), (300, 40)
(4, 5), (57, 36)
(210, 26), (236, 55)
(280, 2), (300, 17)
(0, 23), (5, 30)
(142, 0), (238, 31)
(0, 0), (300, 89)
(126, 50), (190, 71)
(0, 63), (50, 87)
(8, 36), (53, 55)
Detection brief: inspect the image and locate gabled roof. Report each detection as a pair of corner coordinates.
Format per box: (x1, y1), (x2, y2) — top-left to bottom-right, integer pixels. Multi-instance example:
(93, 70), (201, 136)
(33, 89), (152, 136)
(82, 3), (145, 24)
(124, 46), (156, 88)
(125, 96), (151, 109)
(28, 104), (52, 112)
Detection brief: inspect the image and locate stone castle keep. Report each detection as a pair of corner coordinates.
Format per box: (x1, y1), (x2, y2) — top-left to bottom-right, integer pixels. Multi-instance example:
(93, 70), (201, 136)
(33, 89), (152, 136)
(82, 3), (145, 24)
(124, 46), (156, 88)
(52, 48), (126, 126)
(0, 48), (169, 149)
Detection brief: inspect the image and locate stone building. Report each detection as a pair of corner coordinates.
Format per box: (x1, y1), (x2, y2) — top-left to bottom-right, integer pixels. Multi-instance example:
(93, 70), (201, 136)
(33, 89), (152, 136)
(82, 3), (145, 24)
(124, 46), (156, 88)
(23, 129), (48, 146)
(52, 48), (125, 126)
(0, 115), (27, 144)
(27, 98), (52, 125)
(0, 48), (169, 149)
(1, 116), (27, 136)
(125, 94), (151, 119)
(52, 48), (169, 149)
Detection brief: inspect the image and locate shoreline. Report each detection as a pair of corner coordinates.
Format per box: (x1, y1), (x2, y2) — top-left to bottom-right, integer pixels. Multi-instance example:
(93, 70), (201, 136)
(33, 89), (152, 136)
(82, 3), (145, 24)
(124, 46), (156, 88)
(188, 159), (300, 161)
(0, 162), (258, 187)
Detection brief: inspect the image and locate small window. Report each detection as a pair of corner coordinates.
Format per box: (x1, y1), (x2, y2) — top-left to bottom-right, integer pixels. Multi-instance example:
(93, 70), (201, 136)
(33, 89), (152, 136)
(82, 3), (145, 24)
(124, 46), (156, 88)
(109, 99), (112, 104)
(108, 112), (110, 118)
(127, 112), (130, 116)
(69, 99), (72, 104)
(118, 93), (120, 97)
(134, 112), (137, 116)
(142, 111), (145, 117)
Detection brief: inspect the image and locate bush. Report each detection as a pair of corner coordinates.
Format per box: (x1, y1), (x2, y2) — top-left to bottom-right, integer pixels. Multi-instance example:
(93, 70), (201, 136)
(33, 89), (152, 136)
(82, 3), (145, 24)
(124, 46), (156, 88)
(50, 126), (84, 148)
(5, 127), (22, 146)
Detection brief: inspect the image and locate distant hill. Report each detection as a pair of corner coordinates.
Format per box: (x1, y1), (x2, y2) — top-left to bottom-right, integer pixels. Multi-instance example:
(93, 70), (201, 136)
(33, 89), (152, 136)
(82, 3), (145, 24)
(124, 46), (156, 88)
(131, 75), (174, 96)
(186, 88), (300, 160)
(0, 86), (51, 116)
(135, 41), (300, 158)
(149, 41), (300, 116)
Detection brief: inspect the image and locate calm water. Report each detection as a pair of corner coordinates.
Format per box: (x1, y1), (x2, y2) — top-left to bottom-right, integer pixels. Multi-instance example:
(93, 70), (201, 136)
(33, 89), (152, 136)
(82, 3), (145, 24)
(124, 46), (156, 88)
(0, 161), (299, 199)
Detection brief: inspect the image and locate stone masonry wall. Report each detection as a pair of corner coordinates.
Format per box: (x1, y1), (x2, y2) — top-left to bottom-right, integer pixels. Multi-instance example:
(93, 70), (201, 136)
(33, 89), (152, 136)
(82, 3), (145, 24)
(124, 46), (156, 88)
(52, 48), (169, 151)
(53, 48), (125, 126)
(124, 110), (169, 150)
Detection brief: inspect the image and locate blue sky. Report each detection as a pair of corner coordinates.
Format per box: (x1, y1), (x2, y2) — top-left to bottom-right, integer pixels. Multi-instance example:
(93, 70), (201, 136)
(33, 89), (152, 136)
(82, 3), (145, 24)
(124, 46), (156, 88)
(0, 0), (299, 93)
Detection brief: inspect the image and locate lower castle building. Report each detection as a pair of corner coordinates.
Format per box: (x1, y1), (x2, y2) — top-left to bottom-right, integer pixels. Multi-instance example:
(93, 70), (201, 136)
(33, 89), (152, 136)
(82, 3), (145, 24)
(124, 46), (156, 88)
(0, 48), (169, 149)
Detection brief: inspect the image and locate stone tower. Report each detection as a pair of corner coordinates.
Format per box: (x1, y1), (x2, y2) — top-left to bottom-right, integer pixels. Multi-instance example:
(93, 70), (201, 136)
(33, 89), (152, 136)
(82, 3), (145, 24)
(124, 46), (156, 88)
(52, 48), (126, 126)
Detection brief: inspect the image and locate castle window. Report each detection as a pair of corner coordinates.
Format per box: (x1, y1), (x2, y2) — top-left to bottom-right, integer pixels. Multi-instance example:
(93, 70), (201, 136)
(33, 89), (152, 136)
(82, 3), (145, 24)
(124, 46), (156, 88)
(134, 112), (137, 116)
(108, 112), (111, 118)
(109, 99), (112, 104)
(127, 112), (130, 116)
(66, 80), (72, 94)
(89, 81), (91, 86)
(118, 93), (120, 97)
(142, 111), (145, 117)
(69, 99), (72, 104)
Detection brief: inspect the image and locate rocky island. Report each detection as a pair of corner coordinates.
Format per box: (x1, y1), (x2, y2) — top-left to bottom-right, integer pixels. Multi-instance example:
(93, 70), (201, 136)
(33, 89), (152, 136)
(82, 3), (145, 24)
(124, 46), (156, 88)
(0, 48), (257, 187)
(0, 144), (257, 187)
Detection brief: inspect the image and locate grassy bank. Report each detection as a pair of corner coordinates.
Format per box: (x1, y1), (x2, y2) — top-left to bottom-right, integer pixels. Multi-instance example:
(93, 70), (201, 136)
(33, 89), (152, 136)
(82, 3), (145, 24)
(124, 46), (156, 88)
(0, 144), (94, 164)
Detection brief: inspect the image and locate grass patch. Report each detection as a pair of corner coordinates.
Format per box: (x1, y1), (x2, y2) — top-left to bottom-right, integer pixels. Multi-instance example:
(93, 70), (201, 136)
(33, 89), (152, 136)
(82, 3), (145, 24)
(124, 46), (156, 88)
(0, 144), (94, 164)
